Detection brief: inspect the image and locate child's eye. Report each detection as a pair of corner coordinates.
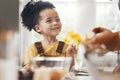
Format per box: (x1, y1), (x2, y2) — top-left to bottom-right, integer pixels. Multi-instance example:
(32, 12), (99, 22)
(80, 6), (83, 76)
(46, 20), (52, 23)
(55, 18), (60, 22)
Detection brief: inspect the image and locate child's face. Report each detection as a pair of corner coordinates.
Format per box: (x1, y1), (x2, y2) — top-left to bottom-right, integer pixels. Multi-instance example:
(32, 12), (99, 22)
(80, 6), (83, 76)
(37, 8), (62, 37)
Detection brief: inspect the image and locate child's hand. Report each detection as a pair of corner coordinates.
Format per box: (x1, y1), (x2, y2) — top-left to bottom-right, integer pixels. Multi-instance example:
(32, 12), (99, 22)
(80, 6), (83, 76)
(20, 64), (31, 73)
(66, 44), (77, 57)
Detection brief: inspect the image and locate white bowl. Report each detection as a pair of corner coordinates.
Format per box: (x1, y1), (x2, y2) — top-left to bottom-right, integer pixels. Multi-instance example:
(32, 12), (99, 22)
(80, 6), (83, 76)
(80, 44), (120, 80)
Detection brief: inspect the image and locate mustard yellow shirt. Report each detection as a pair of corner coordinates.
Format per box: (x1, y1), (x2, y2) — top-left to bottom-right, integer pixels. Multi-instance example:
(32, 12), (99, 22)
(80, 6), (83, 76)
(24, 41), (68, 65)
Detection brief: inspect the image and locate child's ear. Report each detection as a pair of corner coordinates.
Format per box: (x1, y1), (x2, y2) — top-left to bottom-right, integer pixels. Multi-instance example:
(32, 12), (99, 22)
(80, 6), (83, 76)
(34, 25), (41, 32)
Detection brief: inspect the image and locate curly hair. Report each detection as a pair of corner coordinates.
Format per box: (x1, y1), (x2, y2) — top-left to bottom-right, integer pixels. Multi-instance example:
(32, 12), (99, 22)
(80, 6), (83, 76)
(21, 1), (55, 31)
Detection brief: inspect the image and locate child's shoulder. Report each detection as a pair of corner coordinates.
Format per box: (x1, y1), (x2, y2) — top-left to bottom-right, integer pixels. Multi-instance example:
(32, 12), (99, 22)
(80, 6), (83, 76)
(28, 42), (41, 48)
(59, 41), (68, 45)
(58, 41), (69, 48)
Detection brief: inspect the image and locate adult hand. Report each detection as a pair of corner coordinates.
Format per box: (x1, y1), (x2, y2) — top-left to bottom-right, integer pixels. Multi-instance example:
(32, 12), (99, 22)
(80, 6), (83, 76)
(87, 27), (120, 51)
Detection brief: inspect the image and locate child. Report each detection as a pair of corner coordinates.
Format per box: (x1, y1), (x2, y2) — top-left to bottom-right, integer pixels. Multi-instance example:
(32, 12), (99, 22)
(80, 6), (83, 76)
(21, 1), (77, 72)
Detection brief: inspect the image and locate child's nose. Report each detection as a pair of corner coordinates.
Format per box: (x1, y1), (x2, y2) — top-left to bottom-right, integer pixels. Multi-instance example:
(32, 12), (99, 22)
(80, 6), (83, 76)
(52, 21), (59, 25)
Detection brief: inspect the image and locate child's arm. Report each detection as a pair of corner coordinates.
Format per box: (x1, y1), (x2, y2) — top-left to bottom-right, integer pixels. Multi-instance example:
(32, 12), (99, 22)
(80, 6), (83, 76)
(66, 44), (77, 70)
(23, 44), (37, 72)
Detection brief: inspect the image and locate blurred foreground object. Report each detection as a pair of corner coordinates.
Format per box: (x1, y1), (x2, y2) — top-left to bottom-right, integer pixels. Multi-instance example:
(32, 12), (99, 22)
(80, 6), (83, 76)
(81, 27), (120, 80)
(82, 44), (120, 80)
(0, 0), (18, 30)
(0, 0), (18, 80)
(33, 67), (62, 80)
